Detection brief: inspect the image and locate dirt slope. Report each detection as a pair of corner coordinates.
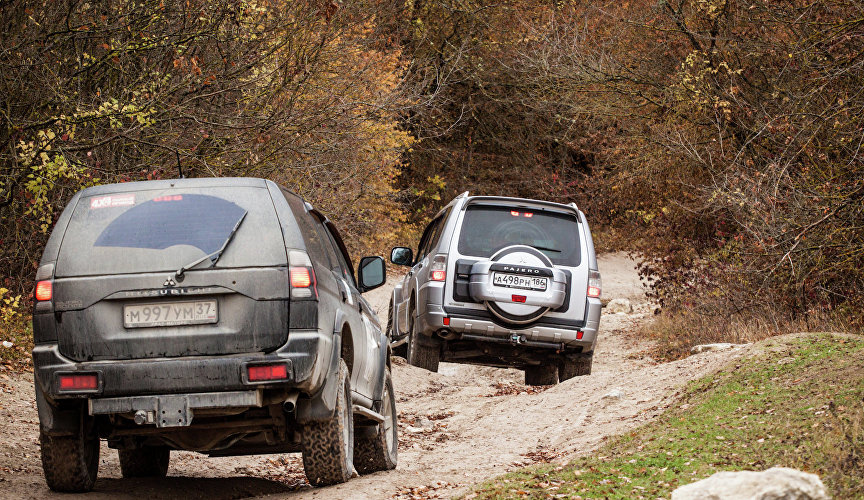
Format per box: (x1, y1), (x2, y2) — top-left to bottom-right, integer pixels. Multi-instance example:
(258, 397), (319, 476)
(0, 254), (748, 499)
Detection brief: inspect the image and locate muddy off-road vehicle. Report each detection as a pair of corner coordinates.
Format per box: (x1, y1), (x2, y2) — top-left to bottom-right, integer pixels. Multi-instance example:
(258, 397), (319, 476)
(388, 193), (601, 385)
(32, 178), (397, 492)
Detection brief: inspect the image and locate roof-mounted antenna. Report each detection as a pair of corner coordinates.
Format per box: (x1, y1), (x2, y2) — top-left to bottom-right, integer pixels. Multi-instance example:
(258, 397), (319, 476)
(176, 150), (185, 179)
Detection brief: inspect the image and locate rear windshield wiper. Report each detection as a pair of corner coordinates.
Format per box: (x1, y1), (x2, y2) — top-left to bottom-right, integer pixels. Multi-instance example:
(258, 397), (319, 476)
(532, 245), (561, 253)
(175, 211), (247, 281)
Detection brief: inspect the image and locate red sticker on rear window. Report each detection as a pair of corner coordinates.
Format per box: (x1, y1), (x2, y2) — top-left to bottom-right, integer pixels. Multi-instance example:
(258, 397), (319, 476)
(90, 194), (135, 209)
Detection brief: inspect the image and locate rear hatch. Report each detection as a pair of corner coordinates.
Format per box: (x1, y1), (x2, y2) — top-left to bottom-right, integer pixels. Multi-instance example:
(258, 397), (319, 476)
(52, 183), (291, 361)
(448, 202), (588, 325)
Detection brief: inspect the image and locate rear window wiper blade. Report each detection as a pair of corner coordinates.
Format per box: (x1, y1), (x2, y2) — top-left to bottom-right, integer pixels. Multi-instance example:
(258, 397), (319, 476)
(532, 245), (561, 253)
(175, 211), (247, 281)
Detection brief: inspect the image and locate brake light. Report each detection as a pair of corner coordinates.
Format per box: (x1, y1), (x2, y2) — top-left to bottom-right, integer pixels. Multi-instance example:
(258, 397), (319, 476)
(290, 268), (312, 288)
(58, 374), (98, 391)
(511, 210), (520, 216)
(523, 212), (533, 218)
(288, 250), (318, 299)
(443, 317), (450, 326)
(248, 364), (289, 382)
(35, 280), (52, 301)
(512, 294), (526, 303)
(587, 270), (602, 298)
(430, 254), (447, 282)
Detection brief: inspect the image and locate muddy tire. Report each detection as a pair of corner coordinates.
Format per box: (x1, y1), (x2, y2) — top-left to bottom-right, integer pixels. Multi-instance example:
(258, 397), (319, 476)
(118, 446), (170, 478)
(559, 354), (593, 381)
(40, 428), (99, 492)
(354, 370), (398, 474)
(302, 359), (355, 486)
(406, 304), (440, 372)
(392, 342), (408, 359)
(525, 364), (558, 386)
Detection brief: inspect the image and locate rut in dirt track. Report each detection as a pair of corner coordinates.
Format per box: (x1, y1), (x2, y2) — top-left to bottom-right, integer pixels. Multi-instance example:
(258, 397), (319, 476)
(0, 254), (747, 499)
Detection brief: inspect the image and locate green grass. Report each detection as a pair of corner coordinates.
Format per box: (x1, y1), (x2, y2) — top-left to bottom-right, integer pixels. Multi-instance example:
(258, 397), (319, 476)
(466, 334), (864, 499)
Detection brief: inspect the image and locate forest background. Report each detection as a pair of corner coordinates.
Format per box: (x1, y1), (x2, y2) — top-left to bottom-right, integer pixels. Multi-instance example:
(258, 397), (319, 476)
(2, 0), (862, 357)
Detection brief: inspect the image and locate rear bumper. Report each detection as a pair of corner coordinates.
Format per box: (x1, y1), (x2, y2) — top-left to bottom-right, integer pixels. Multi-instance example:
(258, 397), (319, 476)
(33, 329), (333, 402)
(421, 298), (602, 352)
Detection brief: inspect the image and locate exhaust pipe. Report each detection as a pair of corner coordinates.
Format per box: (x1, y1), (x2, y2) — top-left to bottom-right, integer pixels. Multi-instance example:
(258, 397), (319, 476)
(282, 392), (299, 413)
(437, 329), (460, 341)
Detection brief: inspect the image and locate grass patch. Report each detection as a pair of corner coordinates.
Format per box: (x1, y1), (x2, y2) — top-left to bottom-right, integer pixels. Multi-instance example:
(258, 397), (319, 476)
(466, 334), (864, 499)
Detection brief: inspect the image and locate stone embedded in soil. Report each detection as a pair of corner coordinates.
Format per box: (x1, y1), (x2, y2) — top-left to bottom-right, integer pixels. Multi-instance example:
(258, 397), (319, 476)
(602, 389), (623, 400)
(605, 298), (633, 314)
(690, 343), (738, 353)
(671, 467), (829, 500)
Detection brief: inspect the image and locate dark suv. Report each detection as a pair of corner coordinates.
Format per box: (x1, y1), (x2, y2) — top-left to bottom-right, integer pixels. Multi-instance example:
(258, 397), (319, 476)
(32, 178), (397, 492)
(388, 193), (601, 385)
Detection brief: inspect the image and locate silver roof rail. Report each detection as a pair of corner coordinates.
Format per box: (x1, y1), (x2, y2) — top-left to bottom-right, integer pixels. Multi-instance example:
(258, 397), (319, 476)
(456, 191), (470, 199)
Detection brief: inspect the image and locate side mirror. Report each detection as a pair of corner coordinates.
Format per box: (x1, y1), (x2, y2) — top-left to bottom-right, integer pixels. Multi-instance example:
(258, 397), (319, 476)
(358, 256), (386, 293)
(390, 247), (413, 267)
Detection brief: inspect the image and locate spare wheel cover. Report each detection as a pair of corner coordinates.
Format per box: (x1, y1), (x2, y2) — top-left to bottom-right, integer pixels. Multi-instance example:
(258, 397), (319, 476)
(485, 245), (553, 325)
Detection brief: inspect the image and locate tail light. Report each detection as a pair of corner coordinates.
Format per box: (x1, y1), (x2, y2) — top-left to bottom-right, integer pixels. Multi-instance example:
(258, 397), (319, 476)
(35, 280), (53, 301)
(430, 254), (447, 282)
(587, 270), (602, 298)
(289, 250), (318, 300)
(512, 294), (527, 303)
(247, 363), (289, 382)
(58, 373), (99, 392)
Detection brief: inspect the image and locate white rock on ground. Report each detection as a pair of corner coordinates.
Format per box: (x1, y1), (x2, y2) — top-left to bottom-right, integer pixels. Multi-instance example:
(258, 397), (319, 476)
(605, 298), (632, 314)
(671, 467), (829, 500)
(691, 343), (737, 353)
(601, 389), (623, 400)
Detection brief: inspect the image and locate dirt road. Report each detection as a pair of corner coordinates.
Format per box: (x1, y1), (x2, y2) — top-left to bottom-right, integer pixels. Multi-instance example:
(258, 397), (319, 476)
(0, 254), (747, 499)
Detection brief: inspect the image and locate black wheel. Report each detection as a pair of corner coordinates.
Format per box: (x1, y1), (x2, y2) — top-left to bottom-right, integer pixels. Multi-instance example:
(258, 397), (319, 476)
(354, 369), (398, 474)
(302, 359), (355, 486)
(406, 303), (440, 372)
(525, 364), (558, 386)
(40, 427), (99, 492)
(392, 342), (408, 359)
(559, 354), (593, 381)
(118, 446), (170, 478)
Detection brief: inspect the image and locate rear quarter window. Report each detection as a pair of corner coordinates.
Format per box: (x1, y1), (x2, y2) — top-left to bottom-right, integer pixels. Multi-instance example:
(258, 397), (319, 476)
(55, 186), (287, 277)
(456, 205), (581, 266)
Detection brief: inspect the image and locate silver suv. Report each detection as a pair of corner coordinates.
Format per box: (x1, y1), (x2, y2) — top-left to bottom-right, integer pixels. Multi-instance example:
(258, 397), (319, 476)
(388, 193), (601, 385)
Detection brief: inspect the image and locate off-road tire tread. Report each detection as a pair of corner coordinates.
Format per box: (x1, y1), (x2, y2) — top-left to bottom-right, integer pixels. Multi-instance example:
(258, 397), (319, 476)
(354, 371), (398, 474)
(40, 430), (99, 493)
(118, 446), (170, 478)
(559, 355), (593, 381)
(407, 305), (440, 372)
(525, 364), (558, 385)
(301, 360), (354, 486)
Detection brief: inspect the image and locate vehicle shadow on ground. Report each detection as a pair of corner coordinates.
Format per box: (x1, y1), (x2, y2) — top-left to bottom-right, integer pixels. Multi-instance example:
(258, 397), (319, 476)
(63, 476), (302, 499)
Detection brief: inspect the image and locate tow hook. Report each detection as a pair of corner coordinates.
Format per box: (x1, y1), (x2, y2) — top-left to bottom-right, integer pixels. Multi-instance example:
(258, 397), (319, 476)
(510, 333), (527, 345)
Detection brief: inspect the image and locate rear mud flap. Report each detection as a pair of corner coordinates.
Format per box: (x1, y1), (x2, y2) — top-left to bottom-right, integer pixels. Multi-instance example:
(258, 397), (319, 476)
(296, 331), (343, 424)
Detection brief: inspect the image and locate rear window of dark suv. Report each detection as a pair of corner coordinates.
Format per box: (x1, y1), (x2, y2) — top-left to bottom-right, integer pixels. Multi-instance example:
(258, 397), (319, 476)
(456, 205), (581, 266)
(55, 186), (287, 277)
